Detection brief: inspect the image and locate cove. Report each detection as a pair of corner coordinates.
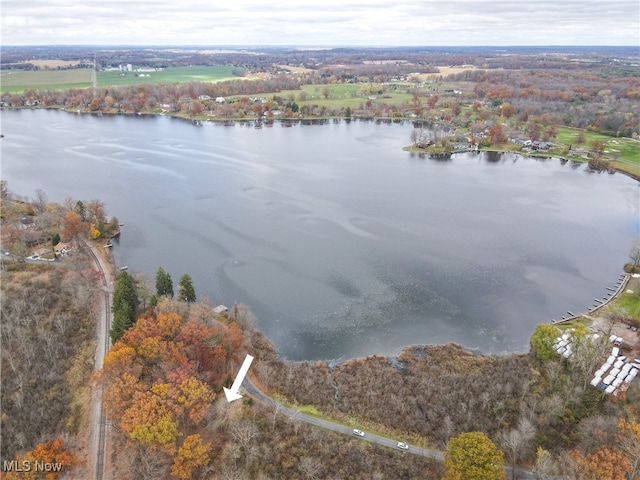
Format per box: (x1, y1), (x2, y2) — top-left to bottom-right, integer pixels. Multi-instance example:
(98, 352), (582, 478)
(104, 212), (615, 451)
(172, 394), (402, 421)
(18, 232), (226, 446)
(2, 109), (638, 360)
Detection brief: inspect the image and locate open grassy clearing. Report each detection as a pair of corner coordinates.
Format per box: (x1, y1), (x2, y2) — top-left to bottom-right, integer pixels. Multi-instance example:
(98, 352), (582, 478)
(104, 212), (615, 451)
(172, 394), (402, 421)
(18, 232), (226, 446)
(615, 292), (640, 319)
(555, 126), (640, 165)
(436, 65), (480, 76)
(0, 66), (241, 93)
(1, 69), (93, 93)
(276, 64), (314, 74)
(609, 160), (640, 178)
(228, 84), (412, 110)
(25, 59), (84, 69)
(96, 65), (239, 87)
(234, 83), (415, 110)
(299, 83), (363, 99)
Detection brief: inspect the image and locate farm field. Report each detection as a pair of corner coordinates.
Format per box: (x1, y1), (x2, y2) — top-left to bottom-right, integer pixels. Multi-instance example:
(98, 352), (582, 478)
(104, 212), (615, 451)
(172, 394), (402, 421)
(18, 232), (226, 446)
(0, 69), (93, 93)
(0, 66), (241, 93)
(97, 66), (239, 87)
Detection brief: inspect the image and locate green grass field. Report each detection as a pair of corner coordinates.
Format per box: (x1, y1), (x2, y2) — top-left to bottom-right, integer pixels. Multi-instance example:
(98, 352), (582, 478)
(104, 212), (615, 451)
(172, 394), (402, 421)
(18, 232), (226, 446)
(615, 293), (640, 319)
(1, 69), (94, 93)
(236, 83), (414, 110)
(0, 66), (240, 93)
(556, 126), (640, 165)
(97, 65), (239, 87)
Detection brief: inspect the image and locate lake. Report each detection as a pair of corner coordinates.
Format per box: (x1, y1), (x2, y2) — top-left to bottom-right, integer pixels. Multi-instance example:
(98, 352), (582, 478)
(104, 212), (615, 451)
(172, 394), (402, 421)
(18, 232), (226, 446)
(2, 109), (638, 360)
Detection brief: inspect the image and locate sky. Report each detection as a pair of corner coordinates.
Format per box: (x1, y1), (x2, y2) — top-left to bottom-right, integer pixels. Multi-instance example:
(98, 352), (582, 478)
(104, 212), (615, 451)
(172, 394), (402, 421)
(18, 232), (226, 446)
(2, 0), (639, 47)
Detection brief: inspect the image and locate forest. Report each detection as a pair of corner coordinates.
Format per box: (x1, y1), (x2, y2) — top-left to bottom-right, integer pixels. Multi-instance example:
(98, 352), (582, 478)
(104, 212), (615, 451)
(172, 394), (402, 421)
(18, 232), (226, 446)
(247, 326), (640, 479)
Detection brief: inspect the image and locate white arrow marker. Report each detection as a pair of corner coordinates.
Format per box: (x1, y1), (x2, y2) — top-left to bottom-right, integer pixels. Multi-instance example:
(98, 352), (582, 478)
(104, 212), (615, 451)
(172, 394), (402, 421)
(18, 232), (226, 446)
(223, 354), (254, 402)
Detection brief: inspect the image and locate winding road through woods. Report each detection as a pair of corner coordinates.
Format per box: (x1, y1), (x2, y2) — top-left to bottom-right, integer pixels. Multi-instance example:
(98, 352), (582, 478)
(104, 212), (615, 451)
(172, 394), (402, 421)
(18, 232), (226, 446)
(242, 377), (539, 480)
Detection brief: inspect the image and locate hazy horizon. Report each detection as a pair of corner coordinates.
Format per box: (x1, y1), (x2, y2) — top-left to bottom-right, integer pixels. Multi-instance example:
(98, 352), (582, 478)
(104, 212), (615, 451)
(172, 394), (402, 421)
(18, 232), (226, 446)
(2, 0), (638, 47)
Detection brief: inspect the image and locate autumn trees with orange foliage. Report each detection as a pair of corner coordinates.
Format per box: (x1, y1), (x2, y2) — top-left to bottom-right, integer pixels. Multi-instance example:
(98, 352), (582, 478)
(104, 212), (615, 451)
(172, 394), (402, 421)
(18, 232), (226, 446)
(570, 446), (631, 480)
(488, 123), (508, 145)
(59, 197), (116, 242)
(61, 211), (87, 241)
(618, 418), (640, 480)
(4, 437), (78, 480)
(101, 305), (246, 479)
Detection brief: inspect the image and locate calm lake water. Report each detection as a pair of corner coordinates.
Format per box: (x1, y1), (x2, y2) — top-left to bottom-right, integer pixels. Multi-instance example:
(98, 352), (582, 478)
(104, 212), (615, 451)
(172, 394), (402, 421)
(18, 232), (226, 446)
(2, 109), (638, 360)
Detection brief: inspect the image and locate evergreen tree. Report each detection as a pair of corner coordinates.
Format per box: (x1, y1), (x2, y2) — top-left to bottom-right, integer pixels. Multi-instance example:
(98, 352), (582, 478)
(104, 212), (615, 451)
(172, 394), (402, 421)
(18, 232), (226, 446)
(110, 302), (133, 344)
(148, 295), (158, 308)
(74, 200), (86, 220)
(155, 267), (174, 298)
(178, 274), (196, 304)
(109, 271), (138, 343)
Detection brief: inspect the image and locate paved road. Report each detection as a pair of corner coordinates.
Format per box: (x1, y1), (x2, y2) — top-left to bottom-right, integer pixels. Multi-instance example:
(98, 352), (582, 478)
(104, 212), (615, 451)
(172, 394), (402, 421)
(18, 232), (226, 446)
(243, 378), (444, 461)
(242, 378), (542, 479)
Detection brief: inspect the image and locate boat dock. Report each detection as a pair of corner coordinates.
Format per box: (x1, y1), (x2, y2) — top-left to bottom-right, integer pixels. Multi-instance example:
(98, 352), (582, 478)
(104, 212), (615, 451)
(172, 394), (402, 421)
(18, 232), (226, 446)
(552, 274), (631, 324)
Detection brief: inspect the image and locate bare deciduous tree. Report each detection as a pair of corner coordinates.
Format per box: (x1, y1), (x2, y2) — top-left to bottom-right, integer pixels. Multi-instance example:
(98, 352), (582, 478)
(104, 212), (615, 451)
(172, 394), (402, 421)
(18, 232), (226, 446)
(220, 464), (246, 480)
(299, 456), (322, 480)
(630, 240), (640, 266)
(231, 420), (260, 470)
(569, 332), (610, 390)
(231, 303), (256, 331)
(33, 189), (48, 214)
(533, 447), (555, 479)
(501, 416), (536, 479)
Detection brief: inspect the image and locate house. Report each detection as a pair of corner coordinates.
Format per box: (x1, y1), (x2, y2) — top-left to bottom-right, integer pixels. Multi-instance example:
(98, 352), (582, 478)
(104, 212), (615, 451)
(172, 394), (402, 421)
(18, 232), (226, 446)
(525, 141), (553, 151)
(54, 242), (71, 256)
(20, 215), (35, 228)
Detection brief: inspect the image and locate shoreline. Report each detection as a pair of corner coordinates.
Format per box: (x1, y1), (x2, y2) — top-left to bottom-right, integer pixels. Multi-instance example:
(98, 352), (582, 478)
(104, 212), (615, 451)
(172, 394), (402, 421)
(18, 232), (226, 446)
(404, 144), (640, 183)
(4, 104), (638, 181)
(552, 273), (632, 325)
(5, 106), (637, 365)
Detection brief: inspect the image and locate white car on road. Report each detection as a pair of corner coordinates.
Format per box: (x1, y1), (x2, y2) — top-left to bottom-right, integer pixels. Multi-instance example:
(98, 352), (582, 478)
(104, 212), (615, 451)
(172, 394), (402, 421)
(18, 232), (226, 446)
(352, 429), (365, 437)
(397, 442), (409, 450)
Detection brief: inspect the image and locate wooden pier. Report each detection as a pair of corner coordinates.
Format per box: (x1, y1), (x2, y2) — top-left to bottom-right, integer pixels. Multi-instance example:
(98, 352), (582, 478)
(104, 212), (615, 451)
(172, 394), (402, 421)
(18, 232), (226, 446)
(552, 274), (631, 324)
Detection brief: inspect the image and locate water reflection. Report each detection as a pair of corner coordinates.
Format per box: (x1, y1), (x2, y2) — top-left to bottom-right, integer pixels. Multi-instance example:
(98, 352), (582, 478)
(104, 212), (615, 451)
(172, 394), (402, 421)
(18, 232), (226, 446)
(2, 110), (637, 360)
(485, 151), (502, 163)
